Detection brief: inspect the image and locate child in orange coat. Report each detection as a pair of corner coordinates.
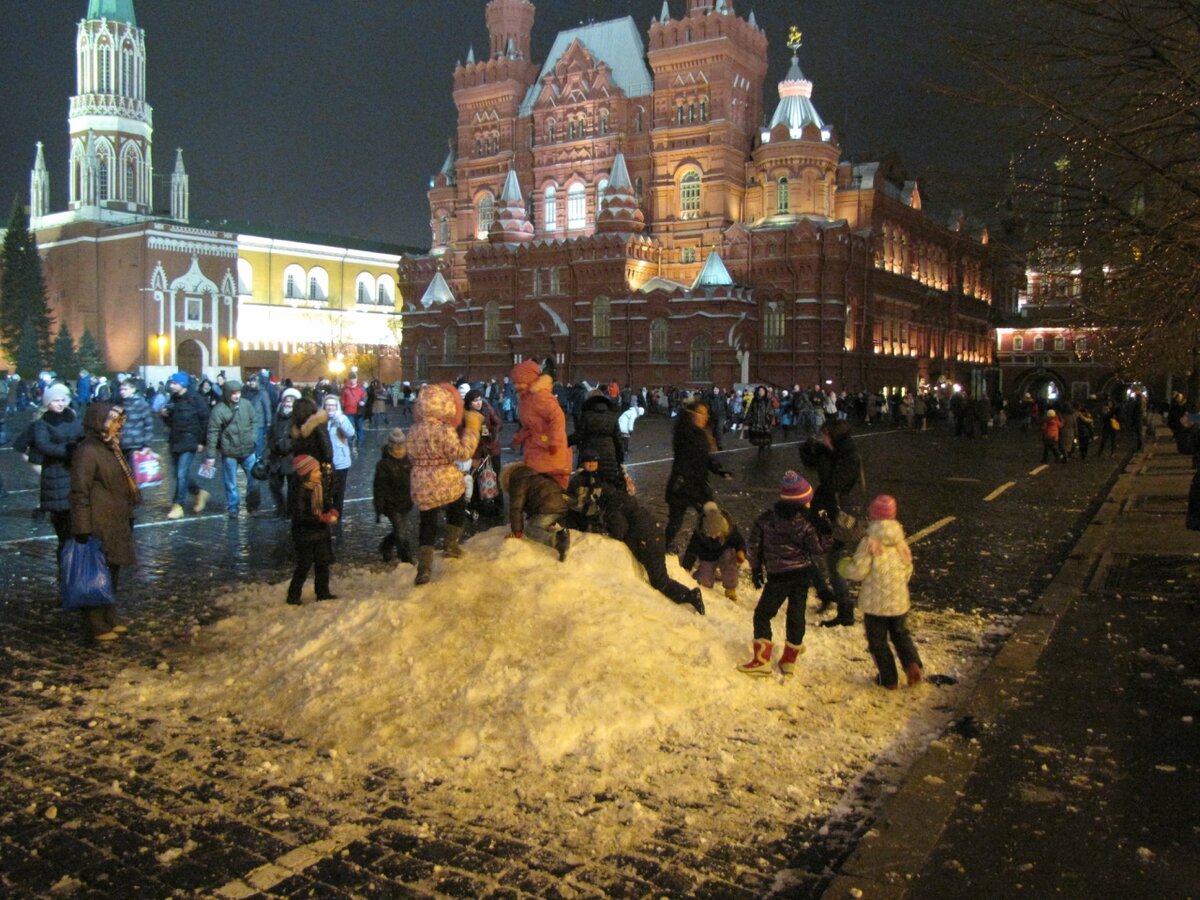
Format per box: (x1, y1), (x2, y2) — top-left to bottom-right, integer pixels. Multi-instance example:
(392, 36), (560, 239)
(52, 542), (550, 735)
(1041, 409), (1066, 463)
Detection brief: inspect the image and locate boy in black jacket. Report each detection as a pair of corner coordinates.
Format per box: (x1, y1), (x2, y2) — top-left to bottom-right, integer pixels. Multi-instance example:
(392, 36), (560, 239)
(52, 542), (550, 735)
(599, 489), (704, 615)
(373, 428), (414, 563)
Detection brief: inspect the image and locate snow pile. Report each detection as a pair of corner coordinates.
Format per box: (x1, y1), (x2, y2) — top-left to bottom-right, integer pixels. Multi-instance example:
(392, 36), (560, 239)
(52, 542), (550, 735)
(109, 529), (992, 857)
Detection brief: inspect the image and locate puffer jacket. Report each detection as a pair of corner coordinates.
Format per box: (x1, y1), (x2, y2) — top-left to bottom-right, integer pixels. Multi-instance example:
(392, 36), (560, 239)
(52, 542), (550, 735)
(407, 383), (479, 511)
(838, 518), (913, 616)
(206, 395), (259, 460)
(569, 394), (624, 486)
(117, 392), (156, 451)
(505, 463), (567, 535)
(33, 409), (84, 512)
(324, 398), (355, 470)
(747, 502), (833, 578)
(164, 387), (210, 453)
(511, 374), (571, 488)
(268, 409), (296, 476)
(290, 409), (333, 466)
(679, 511), (746, 569)
(70, 404), (140, 567)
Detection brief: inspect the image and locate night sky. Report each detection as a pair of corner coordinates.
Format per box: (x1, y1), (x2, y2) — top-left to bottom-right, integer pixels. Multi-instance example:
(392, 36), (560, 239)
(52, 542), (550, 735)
(2, 0), (1010, 249)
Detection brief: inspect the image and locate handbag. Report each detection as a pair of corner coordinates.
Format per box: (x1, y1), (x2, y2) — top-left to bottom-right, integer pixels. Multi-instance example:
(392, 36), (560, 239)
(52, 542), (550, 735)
(59, 537), (115, 610)
(131, 448), (163, 487)
(832, 461), (869, 545)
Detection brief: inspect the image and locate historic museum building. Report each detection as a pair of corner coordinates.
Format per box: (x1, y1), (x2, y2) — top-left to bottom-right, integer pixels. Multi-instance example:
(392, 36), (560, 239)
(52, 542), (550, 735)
(8, 0), (408, 386)
(398, 0), (1023, 394)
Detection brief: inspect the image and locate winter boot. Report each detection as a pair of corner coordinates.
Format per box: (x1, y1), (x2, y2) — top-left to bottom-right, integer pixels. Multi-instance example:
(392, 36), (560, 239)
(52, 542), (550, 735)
(685, 587), (705, 615)
(442, 525), (464, 559)
(414, 546), (434, 585)
(396, 539), (413, 564)
(103, 607), (127, 635)
(778, 642), (805, 676)
(554, 528), (571, 562)
(378, 534), (396, 562)
(167, 503), (184, 520)
(724, 586), (739, 602)
(738, 639), (773, 676)
(905, 662), (924, 687)
(86, 608), (118, 642)
(193, 489), (210, 513)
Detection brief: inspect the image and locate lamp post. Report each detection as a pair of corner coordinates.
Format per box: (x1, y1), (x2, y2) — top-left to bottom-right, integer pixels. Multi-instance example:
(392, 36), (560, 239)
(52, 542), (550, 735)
(225, 338), (238, 367)
(156, 333), (168, 366)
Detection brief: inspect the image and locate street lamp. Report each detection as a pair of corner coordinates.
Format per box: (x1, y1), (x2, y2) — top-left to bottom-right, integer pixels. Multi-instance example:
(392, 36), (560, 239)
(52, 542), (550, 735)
(225, 338), (238, 366)
(155, 333), (168, 366)
(329, 357), (346, 377)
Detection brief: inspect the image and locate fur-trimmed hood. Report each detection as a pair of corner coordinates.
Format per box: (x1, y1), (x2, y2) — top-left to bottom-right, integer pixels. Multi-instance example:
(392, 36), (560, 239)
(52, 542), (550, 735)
(291, 408), (328, 440)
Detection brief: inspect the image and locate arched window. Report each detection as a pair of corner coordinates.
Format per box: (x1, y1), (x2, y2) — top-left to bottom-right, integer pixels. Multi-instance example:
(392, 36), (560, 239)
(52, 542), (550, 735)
(121, 45), (133, 95)
(356, 274), (373, 305)
(700, 98), (708, 121)
(1054, 336), (1065, 351)
(98, 42), (112, 92)
(438, 214), (450, 245)
(1012, 335), (1024, 352)
(634, 177), (644, 202)
(308, 267), (329, 302)
(649, 318), (668, 363)
(689, 334), (711, 381)
(596, 178), (609, 209)
(378, 275), (395, 306)
(568, 121), (576, 140)
(763, 307), (785, 350)
(600, 110), (610, 134)
(1034, 336), (1045, 351)
(567, 183), (586, 230)
(475, 138), (482, 156)
(414, 348), (429, 382)
(98, 154), (110, 201)
(283, 264), (305, 300)
(237, 258), (253, 295)
(543, 186), (557, 232)
(477, 193), (495, 239)
(125, 157), (137, 202)
(677, 104), (685, 125)
(443, 325), (458, 363)
(680, 170), (701, 218)
(592, 296), (611, 349)
(484, 301), (500, 351)
(777, 177), (790, 213)
(546, 120), (557, 142)
(634, 107), (644, 132)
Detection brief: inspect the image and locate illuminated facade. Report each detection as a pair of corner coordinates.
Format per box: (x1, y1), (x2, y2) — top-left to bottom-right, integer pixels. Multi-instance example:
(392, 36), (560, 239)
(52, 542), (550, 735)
(8, 1), (409, 385)
(399, 0), (1021, 393)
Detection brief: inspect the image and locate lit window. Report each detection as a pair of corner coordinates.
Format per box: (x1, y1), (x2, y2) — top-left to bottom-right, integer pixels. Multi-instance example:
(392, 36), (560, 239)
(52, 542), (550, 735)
(439, 215), (450, 245)
(357, 282), (369, 304)
(1034, 336), (1044, 351)
(600, 111), (609, 134)
(1054, 336), (1065, 351)
(778, 177), (790, 213)
(700, 98), (708, 121)
(98, 44), (111, 92)
(477, 194), (495, 238)
(682, 247), (697, 264)
(98, 158), (110, 201)
(680, 170), (700, 218)
(484, 301), (500, 351)
(763, 308), (785, 350)
(285, 274), (299, 299)
(309, 276), (319, 300)
(597, 178), (609, 208)
(1076, 337), (1086, 352)
(567, 183), (586, 230)
(689, 334), (711, 381)
(125, 158), (137, 201)
(1013, 335), (1024, 351)
(547, 120), (556, 142)
(543, 186), (557, 231)
(677, 104), (684, 125)
(378, 279), (393, 305)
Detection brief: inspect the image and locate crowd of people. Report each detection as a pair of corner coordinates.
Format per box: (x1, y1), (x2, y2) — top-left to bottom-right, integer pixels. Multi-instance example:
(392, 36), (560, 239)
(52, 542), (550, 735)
(5, 361), (1176, 685)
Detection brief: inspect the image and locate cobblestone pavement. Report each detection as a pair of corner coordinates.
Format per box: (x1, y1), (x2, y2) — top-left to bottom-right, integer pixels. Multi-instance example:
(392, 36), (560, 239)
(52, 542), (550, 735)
(0, 407), (1132, 897)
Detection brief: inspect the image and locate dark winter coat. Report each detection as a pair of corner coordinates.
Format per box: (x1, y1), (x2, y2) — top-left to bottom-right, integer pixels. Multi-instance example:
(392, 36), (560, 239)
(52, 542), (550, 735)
(33, 409), (84, 512)
(600, 489), (660, 551)
(747, 502), (834, 579)
(242, 385), (274, 438)
(679, 511), (746, 569)
(290, 409), (333, 466)
(70, 404), (140, 567)
(665, 416), (728, 507)
(117, 393), (155, 451)
(744, 395), (776, 446)
(268, 410), (296, 476)
(569, 394), (625, 486)
(506, 463), (567, 535)
(163, 387), (210, 454)
(798, 422), (864, 520)
(373, 449), (414, 517)
(206, 395), (259, 460)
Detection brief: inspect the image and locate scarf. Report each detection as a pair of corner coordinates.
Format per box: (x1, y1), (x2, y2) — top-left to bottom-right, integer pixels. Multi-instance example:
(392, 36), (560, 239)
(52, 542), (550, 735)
(105, 434), (142, 506)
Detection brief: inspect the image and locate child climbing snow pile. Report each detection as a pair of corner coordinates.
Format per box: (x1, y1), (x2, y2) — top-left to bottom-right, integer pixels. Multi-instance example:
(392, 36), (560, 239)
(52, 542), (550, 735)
(679, 501), (746, 602)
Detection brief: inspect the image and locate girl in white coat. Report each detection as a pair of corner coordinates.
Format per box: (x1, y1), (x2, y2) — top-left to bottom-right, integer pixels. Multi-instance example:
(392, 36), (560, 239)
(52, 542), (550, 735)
(838, 494), (924, 688)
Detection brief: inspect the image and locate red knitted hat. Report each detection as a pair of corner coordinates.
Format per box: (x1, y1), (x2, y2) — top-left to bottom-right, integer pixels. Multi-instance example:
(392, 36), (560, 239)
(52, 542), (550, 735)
(293, 454), (319, 477)
(869, 494), (898, 521)
(509, 360), (541, 389)
(779, 470), (814, 505)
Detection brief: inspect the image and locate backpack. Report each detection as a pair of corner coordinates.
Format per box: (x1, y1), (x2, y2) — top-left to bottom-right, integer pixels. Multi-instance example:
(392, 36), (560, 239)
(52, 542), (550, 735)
(476, 461), (499, 501)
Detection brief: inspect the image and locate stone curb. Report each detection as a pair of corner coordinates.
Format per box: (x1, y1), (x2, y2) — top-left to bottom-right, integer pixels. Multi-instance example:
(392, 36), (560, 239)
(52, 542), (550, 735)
(820, 441), (1154, 899)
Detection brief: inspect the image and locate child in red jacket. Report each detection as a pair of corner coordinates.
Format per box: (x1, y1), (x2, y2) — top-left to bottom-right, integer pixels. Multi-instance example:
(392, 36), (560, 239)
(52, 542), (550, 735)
(1041, 409), (1066, 463)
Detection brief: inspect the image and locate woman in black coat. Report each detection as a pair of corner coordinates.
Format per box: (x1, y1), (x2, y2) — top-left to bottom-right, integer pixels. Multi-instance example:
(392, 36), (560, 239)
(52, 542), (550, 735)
(32, 384), (84, 557)
(569, 392), (625, 489)
(664, 401), (732, 549)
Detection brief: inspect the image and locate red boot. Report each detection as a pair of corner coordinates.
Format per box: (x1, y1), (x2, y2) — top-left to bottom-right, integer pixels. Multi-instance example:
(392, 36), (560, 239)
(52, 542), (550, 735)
(778, 642), (805, 676)
(905, 662), (924, 687)
(738, 639), (773, 676)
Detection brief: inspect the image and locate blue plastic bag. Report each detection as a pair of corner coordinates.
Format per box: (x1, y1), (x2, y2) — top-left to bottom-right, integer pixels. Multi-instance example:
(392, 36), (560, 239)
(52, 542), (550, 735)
(59, 537), (115, 610)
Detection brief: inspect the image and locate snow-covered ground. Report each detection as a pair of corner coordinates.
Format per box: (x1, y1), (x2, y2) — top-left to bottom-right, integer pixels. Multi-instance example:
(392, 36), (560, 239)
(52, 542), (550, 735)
(103, 528), (997, 865)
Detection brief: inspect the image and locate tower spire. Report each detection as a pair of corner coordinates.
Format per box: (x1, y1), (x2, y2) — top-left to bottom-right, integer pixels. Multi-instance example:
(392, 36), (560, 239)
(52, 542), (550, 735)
(489, 170), (535, 244)
(30, 142), (50, 221)
(171, 148), (189, 221)
(595, 153), (645, 236)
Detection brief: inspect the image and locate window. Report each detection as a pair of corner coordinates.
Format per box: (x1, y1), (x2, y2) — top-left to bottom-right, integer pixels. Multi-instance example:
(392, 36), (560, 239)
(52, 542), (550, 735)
(649, 318), (668, 363)
(121, 47), (132, 95)
(597, 178), (609, 209)
(309, 276), (319, 300)
(634, 107), (644, 132)
(777, 177), (790, 213)
(682, 247), (697, 264)
(1076, 337), (1087, 352)
(357, 281), (369, 304)
(98, 158), (110, 201)
(532, 269), (542, 297)
(634, 177), (643, 202)
(592, 296), (611, 349)
(126, 158), (137, 202)
(484, 301), (500, 351)
(763, 307), (785, 350)
(543, 186), (557, 231)
(689, 102), (696, 123)
(677, 104), (685, 125)
(547, 120), (556, 142)
(689, 334), (711, 382)
(185, 295), (203, 327)
(680, 170), (701, 218)
(1054, 336), (1065, 351)
(600, 110), (609, 134)
(568, 121), (577, 140)
(700, 98), (708, 121)
(237, 258), (253, 295)
(477, 194), (495, 238)
(438, 214), (450, 245)
(285, 274), (299, 299)
(308, 268), (329, 302)
(549, 267), (562, 294)
(444, 325), (458, 363)
(475, 139), (482, 156)
(414, 349), (429, 382)
(378, 276), (395, 306)
(1012, 335), (1024, 352)
(567, 183), (586, 230)
(1034, 336), (1045, 351)
(98, 44), (111, 92)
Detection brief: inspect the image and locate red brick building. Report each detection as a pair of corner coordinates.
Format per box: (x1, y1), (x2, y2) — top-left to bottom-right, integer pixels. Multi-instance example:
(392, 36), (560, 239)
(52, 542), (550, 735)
(398, 0), (1021, 395)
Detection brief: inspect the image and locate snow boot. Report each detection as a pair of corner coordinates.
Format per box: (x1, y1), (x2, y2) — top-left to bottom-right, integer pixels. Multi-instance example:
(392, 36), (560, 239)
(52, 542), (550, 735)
(396, 540), (413, 565)
(905, 662), (924, 687)
(167, 503), (184, 520)
(414, 546), (434, 585)
(378, 534), (396, 562)
(554, 527), (570, 562)
(193, 489), (210, 513)
(442, 525), (464, 559)
(778, 642), (805, 676)
(738, 639), (773, 676)
(724, 587), (739, 602)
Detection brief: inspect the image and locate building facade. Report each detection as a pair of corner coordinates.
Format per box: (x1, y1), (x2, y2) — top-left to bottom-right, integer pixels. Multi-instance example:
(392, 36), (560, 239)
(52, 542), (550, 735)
(398, 0), (1022, 395)
(7, 0), (409, 386)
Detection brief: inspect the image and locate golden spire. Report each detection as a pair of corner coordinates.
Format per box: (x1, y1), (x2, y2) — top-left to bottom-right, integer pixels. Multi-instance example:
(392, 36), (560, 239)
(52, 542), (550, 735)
(787, 25), (803, 53)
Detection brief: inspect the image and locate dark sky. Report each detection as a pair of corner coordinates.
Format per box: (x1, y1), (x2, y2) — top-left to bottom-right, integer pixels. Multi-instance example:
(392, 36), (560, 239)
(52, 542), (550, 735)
(2, 0), (1009, 249)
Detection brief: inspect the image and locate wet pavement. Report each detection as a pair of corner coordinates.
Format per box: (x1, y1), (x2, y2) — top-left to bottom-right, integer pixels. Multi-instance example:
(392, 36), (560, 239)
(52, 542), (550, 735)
(0, 404), (1147, 897)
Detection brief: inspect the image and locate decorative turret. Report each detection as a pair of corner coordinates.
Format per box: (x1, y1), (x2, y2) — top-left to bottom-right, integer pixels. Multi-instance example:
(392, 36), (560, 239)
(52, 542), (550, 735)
(692, 249), (734, 290)
(170, 147), (188, 221)
(30, 142), (50, 220)
(486, 0), (534, 60)
(763, 32), (830, 144)
(489, 170), (535, 244)
(595, 153), (645, 236)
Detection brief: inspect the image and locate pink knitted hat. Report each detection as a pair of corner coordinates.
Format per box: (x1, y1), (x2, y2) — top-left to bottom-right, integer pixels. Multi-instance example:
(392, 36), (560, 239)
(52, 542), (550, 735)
(868, 494), (898, 521)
